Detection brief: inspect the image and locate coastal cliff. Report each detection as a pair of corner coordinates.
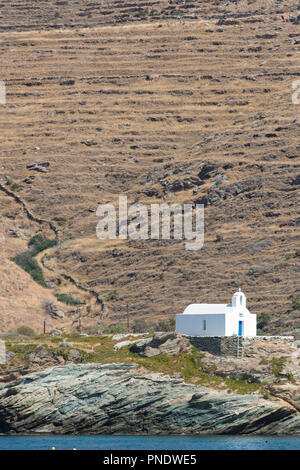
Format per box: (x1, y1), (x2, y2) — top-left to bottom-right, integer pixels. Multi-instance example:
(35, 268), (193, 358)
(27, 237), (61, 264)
(0, 363), (299, 435)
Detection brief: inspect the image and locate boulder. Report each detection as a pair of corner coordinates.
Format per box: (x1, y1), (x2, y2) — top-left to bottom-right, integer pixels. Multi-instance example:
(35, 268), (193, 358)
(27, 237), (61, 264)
(26, 162), (50, 173)
(114, 340), (137, 351)
(130, 332), (192, 357)
(198, 162), (219, 180)
(45, 302), (65, 319)
(81, 139), (98, 146)
(27, 347), (64, 367)
(67, 349), (83, 362)
(50, 330), (61, 336)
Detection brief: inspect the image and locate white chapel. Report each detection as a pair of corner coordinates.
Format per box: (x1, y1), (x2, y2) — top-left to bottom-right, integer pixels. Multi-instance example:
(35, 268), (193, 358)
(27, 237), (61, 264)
(176, 289), (256, 337)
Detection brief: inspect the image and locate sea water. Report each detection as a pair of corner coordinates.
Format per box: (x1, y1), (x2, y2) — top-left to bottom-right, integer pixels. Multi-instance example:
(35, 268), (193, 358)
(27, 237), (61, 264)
(0, 435), (299, 450)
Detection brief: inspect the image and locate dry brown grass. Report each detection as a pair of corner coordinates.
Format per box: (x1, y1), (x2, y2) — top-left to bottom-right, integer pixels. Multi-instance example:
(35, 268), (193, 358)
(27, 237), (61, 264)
(227, 0), (297, 14)
(0, 3), (299, 334)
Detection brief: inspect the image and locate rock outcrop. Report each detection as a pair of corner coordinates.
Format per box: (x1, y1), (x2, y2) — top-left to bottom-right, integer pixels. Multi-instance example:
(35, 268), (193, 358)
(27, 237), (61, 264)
(0, 363), (299, 435)
(130, 333), (299, 388)
(130, 332), (192, 357)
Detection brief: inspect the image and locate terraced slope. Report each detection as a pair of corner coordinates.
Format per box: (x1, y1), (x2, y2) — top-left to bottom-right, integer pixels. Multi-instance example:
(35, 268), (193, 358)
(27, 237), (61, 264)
(0, 2), (299, 334)
(0, 0), (207, 32)
(1, 0), (296, 33)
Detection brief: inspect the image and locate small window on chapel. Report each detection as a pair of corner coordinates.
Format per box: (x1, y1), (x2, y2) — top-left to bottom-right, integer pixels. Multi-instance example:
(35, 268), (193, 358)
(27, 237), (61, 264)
(203, 320), (206, 331)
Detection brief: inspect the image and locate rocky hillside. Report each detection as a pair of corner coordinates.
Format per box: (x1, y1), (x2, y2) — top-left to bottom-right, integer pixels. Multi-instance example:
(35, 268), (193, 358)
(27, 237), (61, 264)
(0, 0), (298, 32)
(0, 1), (299, 334)
(0, 362), (299, 435)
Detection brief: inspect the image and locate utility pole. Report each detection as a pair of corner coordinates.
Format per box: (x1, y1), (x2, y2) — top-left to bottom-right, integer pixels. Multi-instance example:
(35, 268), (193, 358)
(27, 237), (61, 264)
(43, 319), (47, 335)
(126, 303), (130, 333)
(78, 307), (82, 334)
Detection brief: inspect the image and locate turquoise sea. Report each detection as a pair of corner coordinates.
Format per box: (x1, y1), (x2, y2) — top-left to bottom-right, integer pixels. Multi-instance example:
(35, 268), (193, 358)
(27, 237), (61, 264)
(0, 435), (299, 450)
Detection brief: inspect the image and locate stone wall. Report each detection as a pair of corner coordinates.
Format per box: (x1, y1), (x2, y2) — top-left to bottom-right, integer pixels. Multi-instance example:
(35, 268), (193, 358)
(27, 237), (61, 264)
(0, 340), (5, 364)
(190, 336), (238, 356)
(189, 335), (294, 358)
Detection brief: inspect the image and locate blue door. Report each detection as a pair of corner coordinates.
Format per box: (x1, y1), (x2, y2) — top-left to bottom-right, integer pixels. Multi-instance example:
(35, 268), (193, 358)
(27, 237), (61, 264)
(238, 321), (243, 337)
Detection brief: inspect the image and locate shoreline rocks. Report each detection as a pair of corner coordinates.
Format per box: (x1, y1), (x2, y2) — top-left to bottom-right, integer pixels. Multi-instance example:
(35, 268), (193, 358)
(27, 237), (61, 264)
(0, 363), (299, 435)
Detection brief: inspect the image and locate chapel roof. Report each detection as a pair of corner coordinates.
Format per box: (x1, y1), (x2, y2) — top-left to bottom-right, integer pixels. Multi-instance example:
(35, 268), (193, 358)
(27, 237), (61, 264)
(183, 304), (234, 315)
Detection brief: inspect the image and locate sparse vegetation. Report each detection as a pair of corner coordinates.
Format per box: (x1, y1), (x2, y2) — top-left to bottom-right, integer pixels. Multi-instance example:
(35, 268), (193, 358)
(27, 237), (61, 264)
(130, 318), (175, 333)
(271, 357), (287, 378)
(11, 234), (57, 287)
(3, 333), (297, 395)
(285, 251), (300, 260)
(16, 326), (36, 337)
(132, 318), (148, 333)
(256, 328), (265, 336)
(259, 358), (269, 365)
(156, 318), (175, 332)
(79, 341), (261, 394)
(53, 216), (67, 226)
(286, 373), (296, 384)
(258, 357), (287, 379)
(257, 312), (270, 330)
(292, 296), (300, 310)
(6, 342), (38, 355)
(106, 290), (119, 301)
(6, 178), (22, 191)
(28, 234), (57, 256)
(3, 211), (15, 219)
(12, 251), (47, 287)
(182, 271), (191, 280)
(85, 325), (100, 335)
(54, 292), (81, 306)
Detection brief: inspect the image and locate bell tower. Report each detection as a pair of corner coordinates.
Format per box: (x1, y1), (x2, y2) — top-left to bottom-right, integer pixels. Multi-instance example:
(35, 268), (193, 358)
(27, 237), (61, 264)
(232, 288), (246, 309)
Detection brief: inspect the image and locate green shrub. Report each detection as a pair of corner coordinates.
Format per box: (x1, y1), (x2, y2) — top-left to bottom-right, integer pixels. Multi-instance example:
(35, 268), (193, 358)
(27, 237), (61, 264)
(257, 312), (270, 330)
(102, 325), (127, 334)
(136, 8), (146, 17)
(271, 357), (286, 377)
(285, 251), (300, 260)
(10, 182), (23, 191)
(85, 325), (100, 335)
(11, 234), (56, 287)
(256, 328), (264, 336)
(53, 216), (67, 226)
(106, 290), (119, 301)
(6, 343), (38, 354)
(3, 212), (15, 219)
(132, 318), (149, 333)
(12, 251), (47, 287)
(28, 234), (57, 256)
(182, 271), (191, 280)
(16, 325), (36, 337)
(286, 373), (296, 384)
(259, 358), (269, 365)
(156, 318), (175, 332)
(54, 293), (81, 306)
(292, 296), (300, 310)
